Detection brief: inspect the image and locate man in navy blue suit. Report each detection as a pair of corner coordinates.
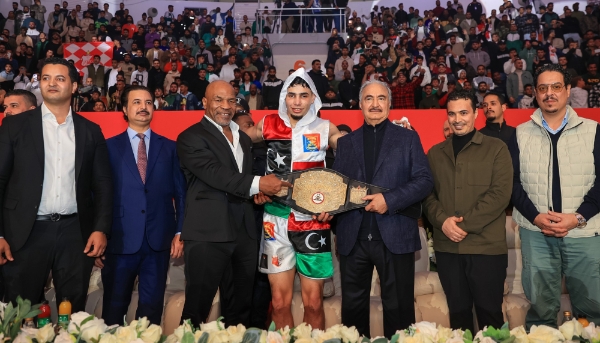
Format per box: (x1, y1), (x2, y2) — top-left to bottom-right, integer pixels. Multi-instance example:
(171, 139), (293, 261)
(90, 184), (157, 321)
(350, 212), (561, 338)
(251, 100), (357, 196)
(98, 85), (187, 325)
(332, 79), (433, 338)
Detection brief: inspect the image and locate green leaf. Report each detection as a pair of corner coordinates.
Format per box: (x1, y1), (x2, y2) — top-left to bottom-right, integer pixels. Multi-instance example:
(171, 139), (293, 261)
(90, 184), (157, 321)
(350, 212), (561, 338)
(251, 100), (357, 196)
(361, 337), (370, 343)
(242, 328), (263, 343)
(216, 317), (224, 331)
(371, 338), (387, 343)
(464, 330), (473, 341)
(197, 332), (209, 343)
(268, 321), (276, 332)
(182, 331), (195, 343)
(322, 339), (342, 343)
(390, 333), (400, 343)
(501, 323), (509, 331)
(79, 315), (95, 328)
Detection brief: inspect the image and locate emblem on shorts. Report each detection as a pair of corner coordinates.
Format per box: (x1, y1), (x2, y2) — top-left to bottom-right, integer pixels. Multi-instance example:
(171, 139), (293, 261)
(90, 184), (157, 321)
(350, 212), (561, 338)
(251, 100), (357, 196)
(260, 254), (268, 269)
(264, 222), (276, 241)
(272, 255), (280, 267)
(303, 133), (320, 152)
(312, 192), (325, 204)
(349, 186), (368, 204)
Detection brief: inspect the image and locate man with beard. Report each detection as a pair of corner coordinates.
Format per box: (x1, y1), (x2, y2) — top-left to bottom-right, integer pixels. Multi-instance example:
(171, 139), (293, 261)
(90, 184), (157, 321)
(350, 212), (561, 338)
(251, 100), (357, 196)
(244, 69), (344, 330)
(474, 82), (488, 108)
(244, 84), (262, 111)
(145, 40), (166, 68)
(339, 70), (359, 109)
(148, 59), (166, 94)
(189, 68), (209, 100)
(509, 63), (600, 329)
(83, 55), (105, 93)
(118, 54), (135, 85)
(262, 66), (283, 110)
(45, 32), (64, 58)
(480, 92), (515, 145)
(177, 80), (289, 327)
(180, 56), (198, 85)
(108, 79), (126, 111)
(424, 89), (512, 333)
(391, 70), (425, 109)
(47, 4), (65, 38)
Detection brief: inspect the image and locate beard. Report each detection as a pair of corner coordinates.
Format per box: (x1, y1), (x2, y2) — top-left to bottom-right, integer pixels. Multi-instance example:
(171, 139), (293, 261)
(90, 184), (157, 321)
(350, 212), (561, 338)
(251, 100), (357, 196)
(290, 113), (305, 121)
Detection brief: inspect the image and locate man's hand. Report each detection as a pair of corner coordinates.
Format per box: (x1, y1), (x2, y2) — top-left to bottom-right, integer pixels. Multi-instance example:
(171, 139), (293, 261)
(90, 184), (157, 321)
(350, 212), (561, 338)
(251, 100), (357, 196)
(0, 238), (13, 265)
(441, 217), (468, 242)
(84, 232), (107, 257)
(171, 235), (184, 258)
(509, 96), (516, 103)
(312, 212), (334, 222)
(546, 211), (578, 237)
(253, 191), (272, 205)
(259, 174), (293, 196)
(94, 256), (105, 268)
(533, 212), (563, 236)
(363, 193), (388, 214)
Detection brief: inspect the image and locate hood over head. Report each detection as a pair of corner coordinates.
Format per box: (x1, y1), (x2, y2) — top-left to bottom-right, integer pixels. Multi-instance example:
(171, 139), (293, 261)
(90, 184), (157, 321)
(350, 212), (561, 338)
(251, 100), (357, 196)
(278, 67), (322, 128)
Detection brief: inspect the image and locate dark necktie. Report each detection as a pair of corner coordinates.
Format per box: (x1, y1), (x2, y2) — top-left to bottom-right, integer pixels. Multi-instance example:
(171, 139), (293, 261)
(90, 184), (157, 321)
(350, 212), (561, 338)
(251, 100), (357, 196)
(137, 133), (147, 183)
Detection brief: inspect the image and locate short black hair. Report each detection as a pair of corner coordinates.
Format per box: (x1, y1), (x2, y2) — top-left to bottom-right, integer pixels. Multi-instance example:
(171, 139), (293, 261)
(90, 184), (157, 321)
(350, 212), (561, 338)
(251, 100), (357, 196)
(5, 89), (37, 108)
(446, 89), (477, 111)
(483, 91), (506, 105)
(312, 59), (321, 65)
(288, 76), (311, 90)
(42, 57), (80, 84)
(232, 111), (250, 122)
(121, 85), (155, 121)
(534, 63), (571, 87)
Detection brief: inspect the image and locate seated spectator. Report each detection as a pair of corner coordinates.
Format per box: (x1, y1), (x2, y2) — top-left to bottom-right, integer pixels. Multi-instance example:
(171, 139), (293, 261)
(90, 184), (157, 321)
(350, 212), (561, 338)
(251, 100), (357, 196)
(26, 22), (40, 45)
(507, 58), (533, 107)
(93, 100), (107, 112)
(0, 64), (15, 82)
(321, 88), (344, 109)
(517, 83), (535, 108)
(568, 76), (588, 108)
(475, 81), (488, 107)
(419, 83), (440, 108)
(244, 83), (262, 110)
(80, 90), (102, 111)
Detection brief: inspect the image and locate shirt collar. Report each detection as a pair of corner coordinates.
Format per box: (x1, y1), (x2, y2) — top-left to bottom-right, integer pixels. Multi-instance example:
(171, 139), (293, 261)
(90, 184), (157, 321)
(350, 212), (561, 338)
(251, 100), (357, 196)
(127, 126), (152, 139)
(204, 114), (239, 134)
(41, 102), (73, 122)
(541, 108), (569, 134)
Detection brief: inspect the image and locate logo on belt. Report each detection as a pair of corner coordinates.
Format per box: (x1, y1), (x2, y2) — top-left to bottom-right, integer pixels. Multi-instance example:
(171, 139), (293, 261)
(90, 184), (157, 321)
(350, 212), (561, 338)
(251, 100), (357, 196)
(302, 133), (320, 152)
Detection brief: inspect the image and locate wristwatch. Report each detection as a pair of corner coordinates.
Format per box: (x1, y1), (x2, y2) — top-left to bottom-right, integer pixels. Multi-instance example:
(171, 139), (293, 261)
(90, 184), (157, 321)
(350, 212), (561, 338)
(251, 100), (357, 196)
(575, 213), (587, 228)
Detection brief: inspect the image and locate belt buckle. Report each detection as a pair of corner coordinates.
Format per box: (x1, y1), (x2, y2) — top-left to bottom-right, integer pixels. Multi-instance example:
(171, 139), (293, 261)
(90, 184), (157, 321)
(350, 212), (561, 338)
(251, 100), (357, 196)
(50, 213), (61, 222)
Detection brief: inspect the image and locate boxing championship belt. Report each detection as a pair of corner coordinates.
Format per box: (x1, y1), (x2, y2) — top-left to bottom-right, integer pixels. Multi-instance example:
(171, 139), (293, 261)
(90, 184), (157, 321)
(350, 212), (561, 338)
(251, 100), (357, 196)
(270, 168), (421, 218)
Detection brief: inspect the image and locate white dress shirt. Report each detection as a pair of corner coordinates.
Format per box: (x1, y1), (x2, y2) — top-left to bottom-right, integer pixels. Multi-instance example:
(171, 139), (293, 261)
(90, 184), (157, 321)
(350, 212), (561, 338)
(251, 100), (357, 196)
(38, 103), (77, 215)
(204, 115), (260, 196)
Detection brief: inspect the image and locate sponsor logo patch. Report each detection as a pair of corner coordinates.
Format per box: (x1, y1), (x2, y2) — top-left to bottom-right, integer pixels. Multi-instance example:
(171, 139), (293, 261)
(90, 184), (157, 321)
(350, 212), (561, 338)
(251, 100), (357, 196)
(263, 222), (276, 241)
(302, 133), (320, 152)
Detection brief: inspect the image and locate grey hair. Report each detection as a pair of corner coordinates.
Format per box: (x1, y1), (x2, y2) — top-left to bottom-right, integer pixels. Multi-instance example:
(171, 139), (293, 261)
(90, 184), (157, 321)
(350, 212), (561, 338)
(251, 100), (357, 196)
(358, 79), (393, 108)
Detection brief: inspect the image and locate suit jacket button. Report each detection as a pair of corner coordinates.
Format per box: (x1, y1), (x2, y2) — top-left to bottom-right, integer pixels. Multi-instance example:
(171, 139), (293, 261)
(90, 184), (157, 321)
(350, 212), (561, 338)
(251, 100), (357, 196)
(34, 206), (38, 209)
(141, 210), (146, 214)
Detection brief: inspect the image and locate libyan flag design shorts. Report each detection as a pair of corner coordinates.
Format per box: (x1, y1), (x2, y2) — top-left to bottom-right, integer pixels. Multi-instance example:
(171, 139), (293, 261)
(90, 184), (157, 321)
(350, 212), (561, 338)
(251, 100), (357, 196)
(259, 202), (334, 279)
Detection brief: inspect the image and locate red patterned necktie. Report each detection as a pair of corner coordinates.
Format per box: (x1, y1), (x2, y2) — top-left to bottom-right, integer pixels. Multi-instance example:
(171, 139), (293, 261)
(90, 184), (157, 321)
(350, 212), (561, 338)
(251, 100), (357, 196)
(137, 133), (147, 183)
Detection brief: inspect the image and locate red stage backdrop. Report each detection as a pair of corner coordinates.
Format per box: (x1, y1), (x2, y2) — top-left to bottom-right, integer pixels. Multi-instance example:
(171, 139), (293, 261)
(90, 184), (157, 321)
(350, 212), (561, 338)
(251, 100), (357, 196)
(63, 42), (114, 72)
(1, 110), (598, 152)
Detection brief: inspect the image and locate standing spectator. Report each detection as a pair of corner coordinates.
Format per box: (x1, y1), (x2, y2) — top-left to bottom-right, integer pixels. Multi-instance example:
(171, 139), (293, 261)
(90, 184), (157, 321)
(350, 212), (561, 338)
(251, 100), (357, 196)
(480, 92), (516, 144)
(509, 63), (600, 329)
(244, 84), (262, 110)
(333, 79), (433, 338)
(466, 0), (482, 22)
(507, 59), (533, 107)
(307, 59), (329, 100)
(391, 70), (425, 109)
(581, 5), (598, 35)
(466, 41), (490, 69)
(519, 41), (536, 73)
(47, 4), (65, 38)
(262, 66), (283, 110)
(31, 0), (47, 29)
(424, 89), (512, 333)
(473, 65), (494, 89)
(561, 9), (582, 43)
(83, 55), (105, 94)
(173, 82), (201, 110)
(338, 70), (359, 108)
(131, 64), (148, 87)
(419, 83), (440, 108)
(568, 76), (588, 108)
(100, 85), (185, 325)
(281, 0), (299, 33)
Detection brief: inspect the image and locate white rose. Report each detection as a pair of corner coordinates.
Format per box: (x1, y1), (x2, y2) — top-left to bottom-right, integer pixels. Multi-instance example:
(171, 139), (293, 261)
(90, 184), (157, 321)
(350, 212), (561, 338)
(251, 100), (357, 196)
(131, 339), (147, 343)
(294, 339), (314, 343)
(201, 320), (224, 334)
(165, 334), (180, 343)
(173, 323), (193, 340)
(528, 325), (565, 343)
(208, 330), (230, 343)
(325, 325), (343, 339)
(510, 326), (529, 343)
(141, 325), (163, 343)
(559, 320), (583, 340)
(340, 326), (360, 343)
(227, 325), (246, 343)
(582, 323), (599, 341)
(278, 326), (291, 343)
(115, 326), (138, 343)
(314, 331), (336, 343)
(444, 338), (463, 343)
(130, 318), (151, 333)
(36, 324), (56, 343)
(13, 333), (33, 343)
(81, 318), (109, 343)
(413, 322), (438, 342)
(294, 324), (313, 340)
(99, 334), (118, 343)
(68, 312), (95, 334)
(436, 326), (453, 343)
(404, 336), (424, 343)
(266, 332), (285, 343)
(260, 330), (267, 343)
(55, 331), (77, 343)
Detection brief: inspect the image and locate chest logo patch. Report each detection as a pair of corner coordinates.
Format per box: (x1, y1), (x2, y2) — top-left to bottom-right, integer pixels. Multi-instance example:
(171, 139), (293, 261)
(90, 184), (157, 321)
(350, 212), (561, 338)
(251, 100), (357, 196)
(303, 133), (320, 152)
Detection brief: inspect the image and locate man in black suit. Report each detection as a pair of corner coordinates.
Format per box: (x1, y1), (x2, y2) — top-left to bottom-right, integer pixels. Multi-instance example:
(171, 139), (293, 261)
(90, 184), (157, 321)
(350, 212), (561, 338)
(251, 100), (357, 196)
(176, 80), (290, 327)
(0, 57), (113, 310)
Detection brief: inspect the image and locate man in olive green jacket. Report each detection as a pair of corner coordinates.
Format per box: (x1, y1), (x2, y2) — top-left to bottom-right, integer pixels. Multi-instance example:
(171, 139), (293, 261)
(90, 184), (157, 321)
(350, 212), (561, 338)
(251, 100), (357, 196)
(423, 89), (513, 333)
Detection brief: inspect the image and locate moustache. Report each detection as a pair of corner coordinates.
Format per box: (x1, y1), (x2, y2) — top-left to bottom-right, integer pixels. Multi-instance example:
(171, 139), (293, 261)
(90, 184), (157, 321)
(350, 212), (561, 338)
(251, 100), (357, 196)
(452, 122), (467, 126)
(137, 110), (150, 115)
(369, 107), (382, 112)
(543, 95), (558, 102)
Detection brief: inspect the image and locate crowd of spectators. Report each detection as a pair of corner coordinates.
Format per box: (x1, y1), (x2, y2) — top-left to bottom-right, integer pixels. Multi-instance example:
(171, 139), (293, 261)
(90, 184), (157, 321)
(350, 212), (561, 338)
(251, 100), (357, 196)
(0, 0), (275, 112)
(311, 0), (600, 110)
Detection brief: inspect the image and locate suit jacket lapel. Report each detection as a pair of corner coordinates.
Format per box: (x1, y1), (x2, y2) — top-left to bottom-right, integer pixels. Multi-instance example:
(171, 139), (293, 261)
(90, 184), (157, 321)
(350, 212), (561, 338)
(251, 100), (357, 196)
(373, 121), (394, 178)
(116, 131), (144, 185)
(441, 138), (455, 166)
(201, 117), (238, 170)
(350, 127), (365, 180)
(241, 136), (251, 173)
(146, 132), (164, 179)
(73, 113), (86, 182)
(29, 108), (44, 170)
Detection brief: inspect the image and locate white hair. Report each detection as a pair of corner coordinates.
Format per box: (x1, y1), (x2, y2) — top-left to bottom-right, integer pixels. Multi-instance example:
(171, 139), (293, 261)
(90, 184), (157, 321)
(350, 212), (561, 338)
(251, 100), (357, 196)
(358, 79), (393, 108)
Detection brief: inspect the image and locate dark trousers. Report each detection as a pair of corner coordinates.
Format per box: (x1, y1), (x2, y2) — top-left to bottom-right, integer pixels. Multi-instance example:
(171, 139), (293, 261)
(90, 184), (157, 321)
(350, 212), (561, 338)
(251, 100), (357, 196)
(182, 220), (257, 327)
(3, 217), (94, 311)
(101, 237), (170, 325)
(436, 252), (508, 333)
(340, 240), (415, 338)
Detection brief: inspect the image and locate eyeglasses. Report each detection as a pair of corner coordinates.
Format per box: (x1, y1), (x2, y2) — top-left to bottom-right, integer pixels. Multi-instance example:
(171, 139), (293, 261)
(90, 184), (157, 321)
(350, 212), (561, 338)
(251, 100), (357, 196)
(536, 82), (565, 93)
